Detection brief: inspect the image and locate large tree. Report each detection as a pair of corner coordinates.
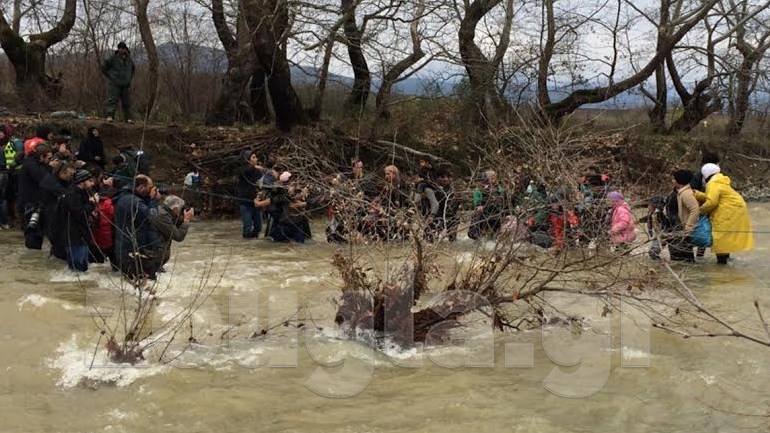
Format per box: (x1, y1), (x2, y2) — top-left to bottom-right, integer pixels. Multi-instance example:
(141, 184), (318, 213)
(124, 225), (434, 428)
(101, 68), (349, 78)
(242, 0), (306, 130)
(457, 0), (514, 126)
(206, 0), (269, 126)
(0, 0), (77, 104)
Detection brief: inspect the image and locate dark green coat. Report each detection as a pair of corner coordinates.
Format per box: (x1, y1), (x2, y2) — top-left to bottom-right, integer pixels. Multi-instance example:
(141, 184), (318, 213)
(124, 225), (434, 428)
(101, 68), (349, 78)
(102, 53), (135, 87)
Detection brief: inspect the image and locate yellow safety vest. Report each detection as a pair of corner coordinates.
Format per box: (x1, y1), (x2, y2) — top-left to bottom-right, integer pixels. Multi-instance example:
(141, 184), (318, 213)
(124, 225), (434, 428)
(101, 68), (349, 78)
(4, 142), (16, 169)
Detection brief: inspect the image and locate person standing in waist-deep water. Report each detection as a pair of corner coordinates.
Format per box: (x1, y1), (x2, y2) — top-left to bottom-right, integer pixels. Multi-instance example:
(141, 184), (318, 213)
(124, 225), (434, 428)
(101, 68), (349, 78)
(237, 151), (263, 239)
(102, 42), (135, 122)
(62, 170), (97, 272)
(695, 163), (754, 264)
(77, 127), (106, 169)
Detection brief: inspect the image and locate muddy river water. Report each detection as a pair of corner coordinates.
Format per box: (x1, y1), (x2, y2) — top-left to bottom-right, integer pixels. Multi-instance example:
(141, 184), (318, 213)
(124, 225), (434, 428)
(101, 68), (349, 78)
(2, 205), (770, 433)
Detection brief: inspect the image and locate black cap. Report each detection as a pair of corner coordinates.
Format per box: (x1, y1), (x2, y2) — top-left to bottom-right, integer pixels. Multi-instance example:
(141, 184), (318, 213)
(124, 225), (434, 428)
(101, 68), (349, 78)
(117, 41), (128, 49)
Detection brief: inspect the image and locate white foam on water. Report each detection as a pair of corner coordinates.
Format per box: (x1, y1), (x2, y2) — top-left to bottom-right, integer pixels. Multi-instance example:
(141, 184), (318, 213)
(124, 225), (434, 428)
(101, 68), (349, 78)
(700, 374), (717, 386)
(17, 293), (77, 311)
(49, 268), (100, 283)
(49, 335), (170, 389)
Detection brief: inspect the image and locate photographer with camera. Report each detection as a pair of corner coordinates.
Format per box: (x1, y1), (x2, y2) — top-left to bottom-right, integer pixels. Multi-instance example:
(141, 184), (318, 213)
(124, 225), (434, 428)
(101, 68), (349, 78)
(17, 144), (56, 249)
(149, 195), (193, 270)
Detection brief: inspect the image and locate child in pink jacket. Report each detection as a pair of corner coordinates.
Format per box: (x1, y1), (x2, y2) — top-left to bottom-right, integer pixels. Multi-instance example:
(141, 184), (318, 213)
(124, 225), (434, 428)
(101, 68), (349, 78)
(607, 191), (637, 244)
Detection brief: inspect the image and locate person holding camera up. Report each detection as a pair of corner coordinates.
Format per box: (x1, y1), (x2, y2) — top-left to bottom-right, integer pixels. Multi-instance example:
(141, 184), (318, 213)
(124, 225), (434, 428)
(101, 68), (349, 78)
(149, 195), (193, 271)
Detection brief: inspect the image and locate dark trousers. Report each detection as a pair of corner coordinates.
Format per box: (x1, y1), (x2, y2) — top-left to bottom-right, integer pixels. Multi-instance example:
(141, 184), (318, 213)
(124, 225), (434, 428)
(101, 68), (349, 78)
(239, 204), (262, 238)
(106, 84), (132, 120)
(90, 244), (118, 270)
(271, 221), (305, 243)
(717, 254), (730, 264)
(118, 253), (157, 280)
(66, 245), (89, 272)
(669, 237), (695, 262)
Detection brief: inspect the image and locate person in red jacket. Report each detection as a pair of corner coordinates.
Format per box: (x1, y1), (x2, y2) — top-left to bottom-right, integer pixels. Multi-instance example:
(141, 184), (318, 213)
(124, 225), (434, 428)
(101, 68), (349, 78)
(24, 125), (55, 155)
(548, 198), (582, 250)
(89, 175), (117, 270)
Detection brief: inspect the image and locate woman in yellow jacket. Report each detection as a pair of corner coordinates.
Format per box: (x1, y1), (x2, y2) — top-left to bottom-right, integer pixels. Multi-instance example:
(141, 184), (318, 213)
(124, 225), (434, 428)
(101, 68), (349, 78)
(694, 163), (754, 264)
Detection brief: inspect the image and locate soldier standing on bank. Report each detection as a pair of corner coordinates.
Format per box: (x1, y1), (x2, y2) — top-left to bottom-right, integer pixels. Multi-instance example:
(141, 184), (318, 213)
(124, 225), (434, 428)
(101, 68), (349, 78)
(102, 42), (135, 123)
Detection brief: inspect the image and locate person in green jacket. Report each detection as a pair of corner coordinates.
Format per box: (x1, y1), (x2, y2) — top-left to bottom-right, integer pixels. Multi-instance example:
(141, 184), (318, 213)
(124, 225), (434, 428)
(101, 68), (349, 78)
(101, 42), (135, 122)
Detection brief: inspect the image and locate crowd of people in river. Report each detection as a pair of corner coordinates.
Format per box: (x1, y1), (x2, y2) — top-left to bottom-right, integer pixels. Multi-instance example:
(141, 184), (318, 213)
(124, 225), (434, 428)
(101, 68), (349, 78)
(237, 146), (754, 265)
(0, 121), (756, 282)
(1, 122), (190, 280)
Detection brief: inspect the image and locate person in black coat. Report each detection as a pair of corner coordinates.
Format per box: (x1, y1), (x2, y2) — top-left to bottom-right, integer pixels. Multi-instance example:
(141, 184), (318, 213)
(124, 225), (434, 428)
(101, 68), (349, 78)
(62, 170), (97, 272)
(237, 150), (264, 239)
(17, 144), (56, 249)
(77, 127), (106, 169)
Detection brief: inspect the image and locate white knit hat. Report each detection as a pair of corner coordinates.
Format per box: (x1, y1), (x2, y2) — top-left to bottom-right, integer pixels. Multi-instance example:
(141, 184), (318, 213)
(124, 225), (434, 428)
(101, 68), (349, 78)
(701, 163), (720, 180)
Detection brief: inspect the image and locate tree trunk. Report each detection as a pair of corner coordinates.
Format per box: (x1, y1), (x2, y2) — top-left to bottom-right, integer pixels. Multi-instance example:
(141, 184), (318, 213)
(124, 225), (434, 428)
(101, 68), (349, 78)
(458, 0), (508, 125)
(374, 2), (426, 120)
(541, 0), (720, 122)
(243, 0), (306, 131)
(134, 0), (159, 119)
(727, 52), (761, 136)
(249, 66), (270, 123)
(341, 0), (370, 110)
(0, 0), (77, 106)
(667, 84), (721, 133)
(536, 0), (555, 107)
(207, 57), (257, 125)
(647, 64), (668, 133)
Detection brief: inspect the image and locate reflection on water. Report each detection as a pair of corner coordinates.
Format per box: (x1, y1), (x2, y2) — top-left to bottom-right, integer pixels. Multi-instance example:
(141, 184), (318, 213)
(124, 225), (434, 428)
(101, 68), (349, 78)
(1, 206), (770, 432)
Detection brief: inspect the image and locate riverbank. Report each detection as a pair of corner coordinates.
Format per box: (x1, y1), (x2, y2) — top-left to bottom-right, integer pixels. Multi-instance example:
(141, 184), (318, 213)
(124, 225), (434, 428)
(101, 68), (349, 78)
(4, 114), (770, 216)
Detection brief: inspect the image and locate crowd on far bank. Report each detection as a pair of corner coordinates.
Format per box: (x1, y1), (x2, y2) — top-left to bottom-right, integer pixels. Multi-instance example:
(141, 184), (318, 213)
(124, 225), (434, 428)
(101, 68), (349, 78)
(0, 119), (757, 283)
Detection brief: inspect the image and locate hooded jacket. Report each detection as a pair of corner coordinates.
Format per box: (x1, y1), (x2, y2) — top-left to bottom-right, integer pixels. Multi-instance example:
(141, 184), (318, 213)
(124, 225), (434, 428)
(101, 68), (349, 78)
(609, 200), (637, 244)
(694, 173), (754, 254)
(77, 128), (106, 168)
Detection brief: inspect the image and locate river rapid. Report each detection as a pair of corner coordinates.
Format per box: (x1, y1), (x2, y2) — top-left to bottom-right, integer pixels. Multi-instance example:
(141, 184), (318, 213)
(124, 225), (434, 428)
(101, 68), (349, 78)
(2, 205), (770, 433)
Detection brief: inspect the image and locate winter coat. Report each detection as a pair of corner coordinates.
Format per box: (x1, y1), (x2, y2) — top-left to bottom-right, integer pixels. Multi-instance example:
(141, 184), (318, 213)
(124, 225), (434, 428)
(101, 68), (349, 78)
(609, 201), (637, 244)
(237, 164), (262, 204)
(102, 53), (135, 87)
(77, 129), (106, 169)
(694, 173), (754, 254)
(149, 204), (189, 264)
(676, 185), (700, 235)
(93, 197), (115, 250)
(17, 155), (52, 206)
(113, 188), (157, 257)
(549, 210), (580, 249)
(62, 185), (96, 247)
